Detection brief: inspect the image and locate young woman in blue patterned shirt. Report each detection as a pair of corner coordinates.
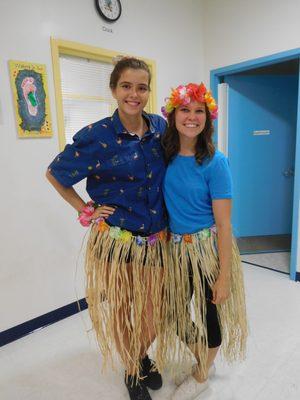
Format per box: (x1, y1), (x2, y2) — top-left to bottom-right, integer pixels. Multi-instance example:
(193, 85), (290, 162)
(46, 58), (168, 400)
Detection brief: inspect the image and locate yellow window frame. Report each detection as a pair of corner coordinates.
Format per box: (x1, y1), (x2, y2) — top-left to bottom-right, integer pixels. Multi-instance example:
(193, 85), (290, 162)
(50, 38), (157, 151)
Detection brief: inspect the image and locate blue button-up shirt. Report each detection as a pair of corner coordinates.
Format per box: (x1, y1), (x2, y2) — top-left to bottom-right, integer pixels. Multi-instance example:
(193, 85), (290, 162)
(48, 110), (168, 234)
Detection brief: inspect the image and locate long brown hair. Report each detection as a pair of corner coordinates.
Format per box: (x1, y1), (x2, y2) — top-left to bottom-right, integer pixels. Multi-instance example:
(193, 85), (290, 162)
(161, 103), (215, 164)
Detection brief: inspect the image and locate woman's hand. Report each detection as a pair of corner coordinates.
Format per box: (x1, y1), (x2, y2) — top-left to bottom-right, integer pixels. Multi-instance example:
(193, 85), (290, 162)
(91, 205), (116, 221)
(211, 274), (231, 305)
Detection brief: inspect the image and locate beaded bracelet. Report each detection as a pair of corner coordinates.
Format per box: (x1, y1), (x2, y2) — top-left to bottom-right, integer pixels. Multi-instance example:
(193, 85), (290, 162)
(78, 201), (100, 227)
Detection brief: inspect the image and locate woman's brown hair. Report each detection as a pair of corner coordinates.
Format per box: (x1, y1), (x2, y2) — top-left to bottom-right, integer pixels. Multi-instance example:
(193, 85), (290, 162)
(109, 57), (151, 90)
(161, 103), (215, 164)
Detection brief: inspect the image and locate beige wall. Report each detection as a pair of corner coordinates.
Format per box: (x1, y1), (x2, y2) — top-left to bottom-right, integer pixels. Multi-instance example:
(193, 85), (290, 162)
(202, 0), (300, 82)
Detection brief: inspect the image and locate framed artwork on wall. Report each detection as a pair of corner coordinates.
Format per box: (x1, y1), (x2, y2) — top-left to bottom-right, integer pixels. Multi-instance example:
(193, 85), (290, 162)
(9, 60), (53, 138)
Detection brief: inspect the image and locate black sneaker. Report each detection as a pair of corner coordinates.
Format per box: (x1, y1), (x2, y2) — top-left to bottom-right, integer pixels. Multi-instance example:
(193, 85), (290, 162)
(125, 375), (152, 400)
(140, 355), (163, 390)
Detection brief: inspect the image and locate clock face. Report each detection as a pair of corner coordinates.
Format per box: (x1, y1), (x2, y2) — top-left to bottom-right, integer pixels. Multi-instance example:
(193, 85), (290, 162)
(95, 0), (122, 22)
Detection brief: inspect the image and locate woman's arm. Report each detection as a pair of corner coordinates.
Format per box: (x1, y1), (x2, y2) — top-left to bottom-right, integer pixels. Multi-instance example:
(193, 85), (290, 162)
(46, 169), (86, 212)
(211, 198), (232, 304)
(46, 170), (116, 219)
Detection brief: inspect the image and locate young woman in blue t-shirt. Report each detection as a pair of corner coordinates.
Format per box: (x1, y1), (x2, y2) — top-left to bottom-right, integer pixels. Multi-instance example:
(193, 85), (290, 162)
(161, 83), (247, 400)
(46, 57), (169, 400)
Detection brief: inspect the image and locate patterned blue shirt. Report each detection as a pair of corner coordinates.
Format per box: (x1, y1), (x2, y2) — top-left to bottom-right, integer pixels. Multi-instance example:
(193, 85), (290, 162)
(48, 110), (168, 234)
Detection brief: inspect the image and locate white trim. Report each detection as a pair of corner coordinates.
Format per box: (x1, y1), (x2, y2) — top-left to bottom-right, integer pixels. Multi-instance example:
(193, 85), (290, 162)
(217, 83), (228, 156)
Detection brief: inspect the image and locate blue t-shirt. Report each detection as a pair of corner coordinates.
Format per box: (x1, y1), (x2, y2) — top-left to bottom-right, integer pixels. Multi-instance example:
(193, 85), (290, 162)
(48, 109), (168, 234)
(163, 151), (232, 234)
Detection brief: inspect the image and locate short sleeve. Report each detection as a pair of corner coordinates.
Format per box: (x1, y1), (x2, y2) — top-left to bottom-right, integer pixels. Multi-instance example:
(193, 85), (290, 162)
(157, 115), (167, 134)
(208, 153), (232, 199)
(149, 114), (167, 136)
(48, 126), (97, 187)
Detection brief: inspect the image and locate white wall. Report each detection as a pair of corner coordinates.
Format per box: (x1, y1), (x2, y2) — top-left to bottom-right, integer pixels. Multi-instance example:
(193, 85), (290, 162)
(202, 0), (300, 80)
(202, 0), (300, 273)
(0, 0), (205, 331)
(1, 0), (299, 333)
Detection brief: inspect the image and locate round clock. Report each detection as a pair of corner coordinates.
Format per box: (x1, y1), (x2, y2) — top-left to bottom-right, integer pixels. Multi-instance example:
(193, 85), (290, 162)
(95, 0), (122, 23)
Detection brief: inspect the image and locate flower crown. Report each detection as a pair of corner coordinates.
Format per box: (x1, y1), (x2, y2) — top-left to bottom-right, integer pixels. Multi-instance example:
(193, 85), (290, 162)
(161, 82), (218, 120)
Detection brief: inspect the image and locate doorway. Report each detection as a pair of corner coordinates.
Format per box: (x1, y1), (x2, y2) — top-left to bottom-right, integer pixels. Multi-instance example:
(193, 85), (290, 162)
(211, 49), (300, 280)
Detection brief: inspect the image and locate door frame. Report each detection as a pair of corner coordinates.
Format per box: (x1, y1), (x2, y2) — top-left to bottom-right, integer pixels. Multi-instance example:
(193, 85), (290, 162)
(210, 48), (300, 281)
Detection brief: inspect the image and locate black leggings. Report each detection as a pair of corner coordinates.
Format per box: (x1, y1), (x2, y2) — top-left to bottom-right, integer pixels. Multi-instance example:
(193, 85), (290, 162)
(177, 265), (222, 349)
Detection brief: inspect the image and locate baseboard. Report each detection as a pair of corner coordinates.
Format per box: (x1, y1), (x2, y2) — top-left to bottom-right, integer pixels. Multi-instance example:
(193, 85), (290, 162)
(0, 298), (88, 347)
(2, 268), (298, 346)
(241, 260), (289, 275)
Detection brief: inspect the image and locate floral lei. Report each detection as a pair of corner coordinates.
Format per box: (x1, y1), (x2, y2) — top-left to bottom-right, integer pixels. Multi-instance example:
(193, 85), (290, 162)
(161, 82), (218, 120)
(78, 202), (216, 245)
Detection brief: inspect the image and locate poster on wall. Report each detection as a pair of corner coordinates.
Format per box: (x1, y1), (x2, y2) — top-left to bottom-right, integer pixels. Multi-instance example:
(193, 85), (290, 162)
(9, 60), (52, 138)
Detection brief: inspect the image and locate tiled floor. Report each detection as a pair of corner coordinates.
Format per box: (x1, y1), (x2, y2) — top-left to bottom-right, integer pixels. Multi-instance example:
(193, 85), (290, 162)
(1, 261), (300, 400)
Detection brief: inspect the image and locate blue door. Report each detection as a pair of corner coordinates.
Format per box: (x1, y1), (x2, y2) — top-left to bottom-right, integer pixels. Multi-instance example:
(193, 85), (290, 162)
(224, 74), (298, 237)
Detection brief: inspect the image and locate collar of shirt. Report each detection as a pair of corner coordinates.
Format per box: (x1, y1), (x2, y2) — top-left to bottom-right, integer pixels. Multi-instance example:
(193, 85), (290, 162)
(111, 109), (156, 138)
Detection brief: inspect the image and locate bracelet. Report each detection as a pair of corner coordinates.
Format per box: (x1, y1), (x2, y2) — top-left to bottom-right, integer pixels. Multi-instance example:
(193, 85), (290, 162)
(78, 201), (99, 227)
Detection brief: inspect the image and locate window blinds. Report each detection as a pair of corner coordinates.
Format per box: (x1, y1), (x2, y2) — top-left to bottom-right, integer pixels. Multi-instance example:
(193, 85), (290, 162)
(59, 55), (117, 144)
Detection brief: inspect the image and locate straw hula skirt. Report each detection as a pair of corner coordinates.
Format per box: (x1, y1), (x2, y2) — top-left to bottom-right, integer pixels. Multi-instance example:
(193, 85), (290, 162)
(85, 221), (247, 377)
(162, 225), (248, 376)
(85, 220), (168, 377)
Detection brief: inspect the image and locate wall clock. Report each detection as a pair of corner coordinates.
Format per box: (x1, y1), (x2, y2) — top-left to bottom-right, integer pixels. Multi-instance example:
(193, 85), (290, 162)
(95, 0), (122, 23)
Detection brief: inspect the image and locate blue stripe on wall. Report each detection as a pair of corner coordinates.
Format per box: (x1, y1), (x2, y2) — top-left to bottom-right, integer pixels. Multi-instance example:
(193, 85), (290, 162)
(1, 268), (297, 345)
(241, 260), (289, 276)
(0, 298), (88, 347)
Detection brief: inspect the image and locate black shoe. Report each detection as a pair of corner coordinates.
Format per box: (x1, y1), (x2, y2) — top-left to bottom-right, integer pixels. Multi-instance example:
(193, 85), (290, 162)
(125, 375), (152, 400)
(140, 355), (163, 390)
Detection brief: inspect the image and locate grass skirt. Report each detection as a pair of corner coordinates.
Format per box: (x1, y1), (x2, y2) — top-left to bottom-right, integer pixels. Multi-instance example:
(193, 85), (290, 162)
(85, 222), (168, 378)
(162, 227), (248, 376)
(85, 222), (247, 378)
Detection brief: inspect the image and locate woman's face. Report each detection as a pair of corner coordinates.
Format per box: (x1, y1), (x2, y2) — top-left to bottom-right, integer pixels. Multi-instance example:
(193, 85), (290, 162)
(112, 68), (150, 118)
(175, 101), (207, 141)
